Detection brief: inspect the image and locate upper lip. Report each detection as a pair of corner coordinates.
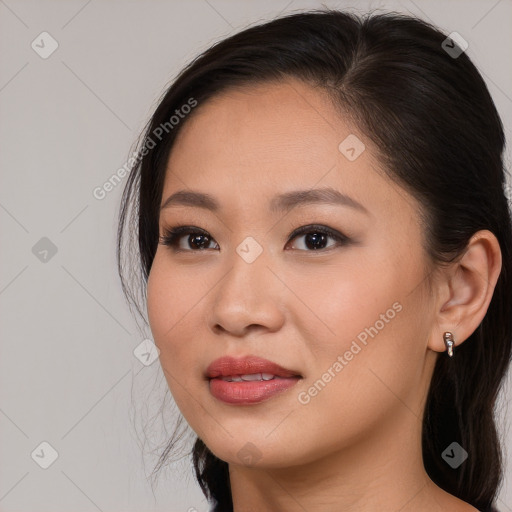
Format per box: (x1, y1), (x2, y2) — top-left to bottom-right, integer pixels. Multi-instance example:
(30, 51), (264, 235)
(205, 355), (302, 379)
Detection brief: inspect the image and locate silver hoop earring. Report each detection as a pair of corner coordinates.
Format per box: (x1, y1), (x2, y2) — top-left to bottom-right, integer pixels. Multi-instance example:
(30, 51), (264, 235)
(443, 332), (455, 357)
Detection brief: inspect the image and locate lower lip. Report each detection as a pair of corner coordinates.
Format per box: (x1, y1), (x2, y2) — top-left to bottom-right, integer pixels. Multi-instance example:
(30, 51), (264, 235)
(209, 377), (300, 404)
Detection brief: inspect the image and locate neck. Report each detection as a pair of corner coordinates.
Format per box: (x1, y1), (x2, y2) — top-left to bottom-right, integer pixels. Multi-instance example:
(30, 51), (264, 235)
(229, 403), (450, 512)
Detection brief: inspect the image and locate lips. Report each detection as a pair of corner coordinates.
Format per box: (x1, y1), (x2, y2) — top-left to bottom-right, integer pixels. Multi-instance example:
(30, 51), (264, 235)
(206, 355), (303, 404)
(205, 355), (302, 380)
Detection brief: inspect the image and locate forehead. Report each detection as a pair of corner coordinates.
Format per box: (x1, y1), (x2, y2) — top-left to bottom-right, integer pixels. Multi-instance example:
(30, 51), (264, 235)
(179, 80), (342, 165)
(161, 79), (416, 224)
(167, 80), (367, 180)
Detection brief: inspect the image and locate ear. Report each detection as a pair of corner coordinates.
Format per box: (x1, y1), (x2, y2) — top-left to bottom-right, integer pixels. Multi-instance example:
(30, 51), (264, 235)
(428, 230), (502, 354)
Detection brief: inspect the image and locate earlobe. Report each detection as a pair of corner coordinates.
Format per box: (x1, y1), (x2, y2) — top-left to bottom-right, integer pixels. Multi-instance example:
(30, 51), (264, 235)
(428, 229), (502, 355)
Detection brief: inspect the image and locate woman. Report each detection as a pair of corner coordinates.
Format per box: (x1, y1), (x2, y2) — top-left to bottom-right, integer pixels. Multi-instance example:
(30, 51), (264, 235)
(117, 9), (511, 512)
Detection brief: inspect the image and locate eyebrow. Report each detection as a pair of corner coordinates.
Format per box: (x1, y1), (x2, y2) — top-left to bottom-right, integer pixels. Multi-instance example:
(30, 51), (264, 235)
(160, 187), (369, 215)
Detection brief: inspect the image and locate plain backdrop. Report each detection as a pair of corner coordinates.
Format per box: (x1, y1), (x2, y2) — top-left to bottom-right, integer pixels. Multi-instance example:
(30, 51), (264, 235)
(1, 0), (511, 511)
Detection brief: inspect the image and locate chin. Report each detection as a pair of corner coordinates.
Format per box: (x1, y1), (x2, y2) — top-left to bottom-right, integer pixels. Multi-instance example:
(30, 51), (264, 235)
(199, 432), (317, 470)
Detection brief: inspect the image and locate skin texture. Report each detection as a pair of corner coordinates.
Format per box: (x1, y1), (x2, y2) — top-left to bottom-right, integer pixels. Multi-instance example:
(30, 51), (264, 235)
(146, 78), (501, 511)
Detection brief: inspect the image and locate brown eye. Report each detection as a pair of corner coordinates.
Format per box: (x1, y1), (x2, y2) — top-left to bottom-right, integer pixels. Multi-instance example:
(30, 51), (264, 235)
(159, 224), (349, 253)
(286, 225), (349, 251)
(159, 226), (219, 251)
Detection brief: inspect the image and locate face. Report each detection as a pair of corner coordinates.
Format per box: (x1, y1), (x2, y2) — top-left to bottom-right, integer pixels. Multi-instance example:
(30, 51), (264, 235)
(146, 78), (438, 469)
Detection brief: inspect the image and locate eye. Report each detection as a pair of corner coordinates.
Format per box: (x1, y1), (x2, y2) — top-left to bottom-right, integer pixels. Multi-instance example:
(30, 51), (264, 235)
(159, 224), (349, 253)
(159, 226), (219, 252)
(286, 224), (349, 251)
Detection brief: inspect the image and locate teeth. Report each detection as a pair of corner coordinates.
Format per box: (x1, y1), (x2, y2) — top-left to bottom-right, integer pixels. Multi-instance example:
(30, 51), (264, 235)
(241, 373), (264, 381)
(220, 373), (278, 382)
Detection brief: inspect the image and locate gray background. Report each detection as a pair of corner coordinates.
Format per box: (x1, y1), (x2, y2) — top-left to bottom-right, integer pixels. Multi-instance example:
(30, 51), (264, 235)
(1, 0), (511, 511)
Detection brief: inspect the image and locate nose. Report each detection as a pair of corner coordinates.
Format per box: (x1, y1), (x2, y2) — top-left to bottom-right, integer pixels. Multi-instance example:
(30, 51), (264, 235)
(208, 249), (286, 338)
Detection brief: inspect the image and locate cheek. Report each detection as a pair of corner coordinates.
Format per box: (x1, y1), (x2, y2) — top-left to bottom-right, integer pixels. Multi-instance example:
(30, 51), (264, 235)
(146, 255), (197, 363)
(146, 263), (198, 418)
(294, 249), (428, 402)
(290, 254), (395, 356)
(146, 259), (170, 345)
(288, 300), (423, 460)
(146, 253), (211, 398)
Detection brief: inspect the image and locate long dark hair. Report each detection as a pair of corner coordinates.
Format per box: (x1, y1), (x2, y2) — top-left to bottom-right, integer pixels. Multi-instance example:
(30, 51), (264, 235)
(117, 9), (512, 512)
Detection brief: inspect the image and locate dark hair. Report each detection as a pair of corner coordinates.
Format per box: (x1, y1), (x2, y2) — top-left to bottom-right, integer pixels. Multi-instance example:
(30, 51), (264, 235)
(117, 8), (512, 512)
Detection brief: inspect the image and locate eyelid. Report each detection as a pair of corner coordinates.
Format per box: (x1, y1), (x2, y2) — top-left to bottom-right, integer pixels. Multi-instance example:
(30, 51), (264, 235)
(159, 223), (350, 252)
(286, 224), (348, 250)
(159, 225), (218, 251)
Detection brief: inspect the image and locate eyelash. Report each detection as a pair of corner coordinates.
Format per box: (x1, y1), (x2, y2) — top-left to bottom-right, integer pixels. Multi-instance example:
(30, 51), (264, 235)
(158, 224), (350, 253)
